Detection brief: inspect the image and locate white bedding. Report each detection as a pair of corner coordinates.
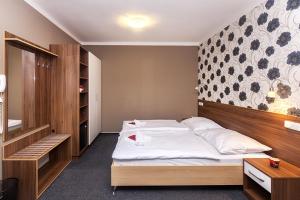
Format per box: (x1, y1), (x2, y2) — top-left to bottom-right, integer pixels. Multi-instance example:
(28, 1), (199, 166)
(112, 130), (269, 161)
(113, 157), (263, 166)
(122, 120), (190, 132)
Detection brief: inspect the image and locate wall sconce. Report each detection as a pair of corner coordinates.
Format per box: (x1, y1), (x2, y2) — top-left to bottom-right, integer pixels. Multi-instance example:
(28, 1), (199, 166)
(266, 87), (276, 104)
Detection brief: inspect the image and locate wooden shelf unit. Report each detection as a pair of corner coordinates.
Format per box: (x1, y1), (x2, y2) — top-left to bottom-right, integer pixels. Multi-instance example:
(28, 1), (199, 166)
(79, 47), (89, 154)
(4, 31), (58, 57)
(3, 134), (72, 200)
(50, 44), (89, 157)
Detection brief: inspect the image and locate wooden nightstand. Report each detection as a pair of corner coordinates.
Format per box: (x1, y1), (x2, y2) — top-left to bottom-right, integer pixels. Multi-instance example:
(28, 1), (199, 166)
(243, 158), (300, 200)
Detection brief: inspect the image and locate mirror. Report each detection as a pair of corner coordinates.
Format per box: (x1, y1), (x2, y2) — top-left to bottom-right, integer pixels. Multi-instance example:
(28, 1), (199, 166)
(7, 45), (36, 136)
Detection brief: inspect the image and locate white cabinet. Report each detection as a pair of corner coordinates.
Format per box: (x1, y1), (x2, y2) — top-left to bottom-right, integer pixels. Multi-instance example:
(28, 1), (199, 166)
(88, 52), (101, 144)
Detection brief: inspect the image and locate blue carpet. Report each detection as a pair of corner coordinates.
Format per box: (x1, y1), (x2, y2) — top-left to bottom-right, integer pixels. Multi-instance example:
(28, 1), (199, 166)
(40, 134), (247, 200)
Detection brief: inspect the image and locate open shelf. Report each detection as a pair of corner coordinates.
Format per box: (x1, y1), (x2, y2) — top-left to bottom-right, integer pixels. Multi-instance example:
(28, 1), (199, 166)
(5, 31), (58, 57)
(80, 104), (88, 109)
(38, 160), (70, 197)
(78, 46), (89, 157)
(80, 78), (88, 95)
(80, 106), (88, 123)
(80, 65), (88, 77)
(80, 47), (88, 66)
(80, 119), (88, 125)
(37, 135), (71, 196)
(244, 188), (269, 200)
(80, 94), (88, 107)
(244, 174), (271, 200)
(80, 62), (88, 67)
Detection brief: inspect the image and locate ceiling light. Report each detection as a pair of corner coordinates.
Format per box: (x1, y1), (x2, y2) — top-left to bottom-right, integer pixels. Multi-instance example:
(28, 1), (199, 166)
(118, 14), (154, 31)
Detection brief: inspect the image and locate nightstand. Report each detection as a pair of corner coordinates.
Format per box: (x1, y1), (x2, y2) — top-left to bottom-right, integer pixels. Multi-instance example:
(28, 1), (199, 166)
(243, 158), (300, 200)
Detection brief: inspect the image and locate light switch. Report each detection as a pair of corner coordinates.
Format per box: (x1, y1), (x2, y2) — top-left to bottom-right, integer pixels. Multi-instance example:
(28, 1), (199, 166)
(284, 120), (300, 132)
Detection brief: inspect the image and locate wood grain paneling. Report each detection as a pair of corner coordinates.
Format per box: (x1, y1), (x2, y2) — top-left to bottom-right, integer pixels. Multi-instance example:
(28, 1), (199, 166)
(4, 32), (55, 142)
(50, 44), (81, 156)
(111, 163), (243, 186)
(2, 32), (73, 199)
(35, 53), (51, 127)
(22, 50), (36, 130)
(198, 100), (300, 167)
(3, 160), (37, 200)
(244, 158), (300, 200)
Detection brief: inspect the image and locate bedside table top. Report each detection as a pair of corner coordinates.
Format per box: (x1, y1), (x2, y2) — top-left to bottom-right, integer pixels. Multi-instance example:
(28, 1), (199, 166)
(244, 158), (300, 178)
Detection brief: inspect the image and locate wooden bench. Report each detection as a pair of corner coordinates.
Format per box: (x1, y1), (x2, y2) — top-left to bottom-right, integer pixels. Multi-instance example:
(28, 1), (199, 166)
(3, 134), (72, 200)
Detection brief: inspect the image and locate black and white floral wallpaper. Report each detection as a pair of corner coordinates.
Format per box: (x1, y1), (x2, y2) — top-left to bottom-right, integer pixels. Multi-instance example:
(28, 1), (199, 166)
(197, 0), (300, 117)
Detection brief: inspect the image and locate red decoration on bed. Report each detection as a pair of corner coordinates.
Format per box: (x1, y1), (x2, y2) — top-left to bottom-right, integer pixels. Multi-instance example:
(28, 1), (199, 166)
(128, 134), (136, 141)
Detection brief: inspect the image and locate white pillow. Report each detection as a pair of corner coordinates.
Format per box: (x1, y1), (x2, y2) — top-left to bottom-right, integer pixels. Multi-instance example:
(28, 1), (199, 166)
(181, 117), (222, 131)
(198, 128), (272, 154)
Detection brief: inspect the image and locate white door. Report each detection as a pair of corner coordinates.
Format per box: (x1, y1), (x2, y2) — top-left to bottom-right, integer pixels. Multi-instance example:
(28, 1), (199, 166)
(89, 52), (101, 144)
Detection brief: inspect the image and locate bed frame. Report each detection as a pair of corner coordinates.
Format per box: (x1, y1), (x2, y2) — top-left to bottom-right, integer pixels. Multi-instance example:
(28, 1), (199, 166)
(111, 100), (300, 187)
(111, 164), (242, 186)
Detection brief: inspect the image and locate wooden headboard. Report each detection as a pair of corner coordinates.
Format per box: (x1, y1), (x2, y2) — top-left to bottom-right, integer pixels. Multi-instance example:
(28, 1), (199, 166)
(198, 100), (300, 167)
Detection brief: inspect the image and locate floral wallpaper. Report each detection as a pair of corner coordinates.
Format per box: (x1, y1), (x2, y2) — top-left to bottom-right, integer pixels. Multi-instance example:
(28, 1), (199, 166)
(197, 0), (300, 117)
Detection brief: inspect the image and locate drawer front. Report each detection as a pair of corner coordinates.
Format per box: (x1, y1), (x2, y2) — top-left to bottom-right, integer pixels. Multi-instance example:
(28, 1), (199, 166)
(244, 161), (271, 193)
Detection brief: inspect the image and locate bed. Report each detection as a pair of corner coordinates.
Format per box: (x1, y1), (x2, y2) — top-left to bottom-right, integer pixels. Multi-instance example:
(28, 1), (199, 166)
(111, 101), (300, 189)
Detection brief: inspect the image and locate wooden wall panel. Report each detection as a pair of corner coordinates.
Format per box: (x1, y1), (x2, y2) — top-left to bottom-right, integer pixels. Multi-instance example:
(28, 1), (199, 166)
(35, 54), (51, 127)
(3, 160), (36, 200)
(22, 50), (36, 130)
(50, 44), (80, 156)
(198, 100), (300, 167)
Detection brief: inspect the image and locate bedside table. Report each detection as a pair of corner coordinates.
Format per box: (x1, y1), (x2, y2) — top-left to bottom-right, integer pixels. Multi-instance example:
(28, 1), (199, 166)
(243, 158), (300, 200)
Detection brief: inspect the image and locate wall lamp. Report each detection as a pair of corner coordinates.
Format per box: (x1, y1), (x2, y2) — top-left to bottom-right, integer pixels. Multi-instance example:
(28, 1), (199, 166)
(266, 87), (276, 104)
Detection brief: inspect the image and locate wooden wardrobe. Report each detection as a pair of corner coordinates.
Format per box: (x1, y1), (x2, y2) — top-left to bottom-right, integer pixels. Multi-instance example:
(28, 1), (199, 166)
(50, 44), (89, 157)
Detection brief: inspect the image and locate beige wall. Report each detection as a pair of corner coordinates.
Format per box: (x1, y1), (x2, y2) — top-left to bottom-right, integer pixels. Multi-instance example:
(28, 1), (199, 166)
(0, 0), (77, 179)
(0, 0), (77, 74)
(85, 45), (198, 132)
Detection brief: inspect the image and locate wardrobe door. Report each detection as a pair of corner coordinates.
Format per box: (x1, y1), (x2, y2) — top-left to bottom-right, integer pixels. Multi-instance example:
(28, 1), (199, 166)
(88, 53), (101, 144)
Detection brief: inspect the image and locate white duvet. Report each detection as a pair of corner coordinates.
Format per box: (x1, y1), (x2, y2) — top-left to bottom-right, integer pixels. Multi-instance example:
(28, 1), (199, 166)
(112, 130), (269, 161)
(122, 120), (190, 132)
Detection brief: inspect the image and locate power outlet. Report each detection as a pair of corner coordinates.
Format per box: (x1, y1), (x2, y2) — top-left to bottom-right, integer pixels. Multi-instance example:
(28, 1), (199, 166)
(284, 120), (300, 132)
